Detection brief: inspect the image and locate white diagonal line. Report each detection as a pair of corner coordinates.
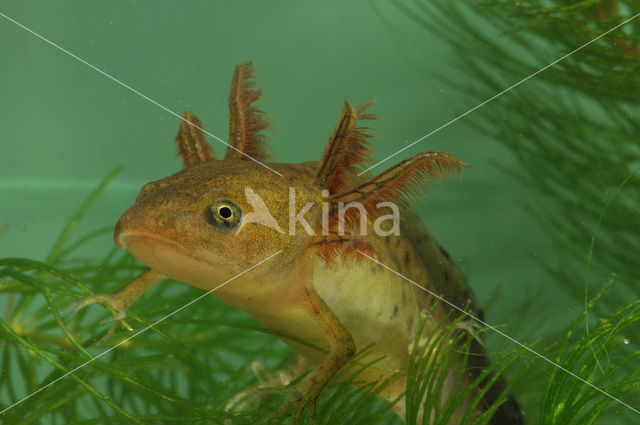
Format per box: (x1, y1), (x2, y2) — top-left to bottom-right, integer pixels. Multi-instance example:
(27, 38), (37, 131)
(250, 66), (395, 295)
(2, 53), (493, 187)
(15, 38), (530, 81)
(356, 249), (640, 416)
(358, 11), (640, 176)
(0, 11), (283, 177)
(0, 250), (282, 416)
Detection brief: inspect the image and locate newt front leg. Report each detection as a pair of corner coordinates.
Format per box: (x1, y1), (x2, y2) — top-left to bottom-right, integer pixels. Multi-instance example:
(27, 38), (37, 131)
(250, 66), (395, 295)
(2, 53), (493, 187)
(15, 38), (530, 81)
(263, 287), (356, 425)
(66, 268), (164, 336)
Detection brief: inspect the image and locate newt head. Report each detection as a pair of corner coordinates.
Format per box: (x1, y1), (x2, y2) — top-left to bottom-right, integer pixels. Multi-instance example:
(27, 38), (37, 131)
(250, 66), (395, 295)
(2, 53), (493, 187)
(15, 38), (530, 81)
(114, 156), (323, 288)
(114, 62), (468, 292)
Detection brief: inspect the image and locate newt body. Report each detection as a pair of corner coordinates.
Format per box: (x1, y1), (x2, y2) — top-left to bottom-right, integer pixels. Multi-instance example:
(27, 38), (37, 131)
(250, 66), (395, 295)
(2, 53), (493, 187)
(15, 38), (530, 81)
(73, 63), (523, 424)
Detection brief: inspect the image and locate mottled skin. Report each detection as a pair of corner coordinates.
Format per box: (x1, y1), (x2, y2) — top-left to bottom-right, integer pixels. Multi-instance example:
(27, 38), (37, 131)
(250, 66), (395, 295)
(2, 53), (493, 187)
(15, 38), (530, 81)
(71, 63), (523, 424)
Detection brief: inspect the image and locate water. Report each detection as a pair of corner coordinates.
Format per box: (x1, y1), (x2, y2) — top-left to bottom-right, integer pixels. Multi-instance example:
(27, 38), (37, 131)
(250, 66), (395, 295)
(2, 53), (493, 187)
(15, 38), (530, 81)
(1, 1), (636, 424)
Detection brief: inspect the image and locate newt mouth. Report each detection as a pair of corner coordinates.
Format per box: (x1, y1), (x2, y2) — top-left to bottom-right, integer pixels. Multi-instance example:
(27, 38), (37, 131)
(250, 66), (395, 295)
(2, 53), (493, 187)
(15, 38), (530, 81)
(115, 230), (220, 272)
(116, 231), (188, 255)
(114, 230), (244, 292)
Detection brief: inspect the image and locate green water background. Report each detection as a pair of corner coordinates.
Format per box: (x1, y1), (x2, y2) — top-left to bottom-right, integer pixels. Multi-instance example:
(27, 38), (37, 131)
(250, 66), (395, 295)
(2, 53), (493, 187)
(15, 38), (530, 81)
(1, 0), (589, 422)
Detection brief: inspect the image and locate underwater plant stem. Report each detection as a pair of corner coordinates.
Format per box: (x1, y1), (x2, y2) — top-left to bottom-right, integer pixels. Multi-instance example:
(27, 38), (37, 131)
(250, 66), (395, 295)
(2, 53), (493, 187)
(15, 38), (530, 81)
(0, 250), (281, 417)
(1, 268), (93, 358)
(0, 320), (144, 424)
(4, 293), (14, 323)
(583, 168), (639, 370)
(358, 9), (640, 175)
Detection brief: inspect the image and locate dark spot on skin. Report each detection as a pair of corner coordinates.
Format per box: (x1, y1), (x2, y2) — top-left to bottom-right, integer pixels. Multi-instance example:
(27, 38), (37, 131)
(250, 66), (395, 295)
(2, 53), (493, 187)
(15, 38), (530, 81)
(443, 269), (448, 281)
(401, 290), (407, 304)
(404, 251), (410, 267)
(439, 244), (451, 260)
(370, 265), (377, 275)
(392, 304), (399, 318)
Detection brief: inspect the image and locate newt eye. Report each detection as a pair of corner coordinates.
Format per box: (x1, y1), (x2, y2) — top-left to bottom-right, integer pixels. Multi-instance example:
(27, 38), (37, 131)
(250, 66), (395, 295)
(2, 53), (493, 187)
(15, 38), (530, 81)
(207, 199), (242, 229)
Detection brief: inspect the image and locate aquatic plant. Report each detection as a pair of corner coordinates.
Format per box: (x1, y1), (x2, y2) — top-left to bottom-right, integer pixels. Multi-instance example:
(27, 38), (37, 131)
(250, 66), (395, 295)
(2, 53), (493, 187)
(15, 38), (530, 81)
(386, 0), (639, 317)
(378, 0), (640, 423)
(1, 166), (638, 423)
